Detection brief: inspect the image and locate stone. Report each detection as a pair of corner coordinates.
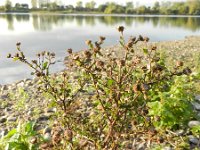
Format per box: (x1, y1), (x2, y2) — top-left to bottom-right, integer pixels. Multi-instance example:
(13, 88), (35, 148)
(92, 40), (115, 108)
(46, 108), (57, 113)
(37, 115), (49, 122)
(188, 135), (199, 145)
(43, 132), (51, 141)
(0, 94), (8, 100)
(195, 95), (200, 102)
(137, 142), (146, 150)
(0, 117), (7, 123)
(192, 102), (200, 111)
(7, 116), (17, 122)
(175, 129), (185, 136)
(1, 85), (8, 91)
(43, 126), (52, 134)
(188, 121), (200, 128)
(0, 129), (8, 138)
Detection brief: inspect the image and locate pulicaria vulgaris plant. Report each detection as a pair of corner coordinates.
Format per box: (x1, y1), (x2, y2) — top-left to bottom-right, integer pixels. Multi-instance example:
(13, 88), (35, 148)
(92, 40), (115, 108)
(7, 26), (196, 149)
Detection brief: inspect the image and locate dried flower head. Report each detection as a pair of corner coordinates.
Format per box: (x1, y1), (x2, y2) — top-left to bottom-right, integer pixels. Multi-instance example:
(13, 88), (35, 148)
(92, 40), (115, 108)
(117, 26), (124, 33)
(133, 83), (140, 93)
(143, 37), (150, 42)
(117, 59), (126, 67)
(99, 36), (106, 41)
(96, 60), (104, 68)
(84, 50), (92, 59)
(7, 53), (11, 58)
(176, 61), (183, 67)
(67, 48), (73, 54)
(138, 35), (144, 41)
(85, 40), (92, 46)
(151, 46), (157, 51)
(16, 42), (21, 46)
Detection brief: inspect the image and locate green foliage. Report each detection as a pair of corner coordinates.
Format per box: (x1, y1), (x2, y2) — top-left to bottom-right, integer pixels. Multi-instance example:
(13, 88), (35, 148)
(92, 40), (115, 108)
(148, 76), (195, 129)
(0, 122), (39, 150)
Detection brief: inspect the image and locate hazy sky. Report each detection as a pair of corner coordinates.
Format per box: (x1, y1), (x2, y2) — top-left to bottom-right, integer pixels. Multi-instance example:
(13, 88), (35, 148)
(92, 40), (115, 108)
(0, 0), (185, 7)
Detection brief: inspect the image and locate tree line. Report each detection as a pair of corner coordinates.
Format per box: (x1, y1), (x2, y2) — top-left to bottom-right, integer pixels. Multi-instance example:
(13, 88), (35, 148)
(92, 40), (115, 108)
(1, 0), (200, 15)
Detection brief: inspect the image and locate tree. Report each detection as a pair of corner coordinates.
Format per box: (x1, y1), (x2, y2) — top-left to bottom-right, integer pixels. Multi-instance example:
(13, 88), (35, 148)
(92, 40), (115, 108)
(152, 2), (160, 14)
(125, 1), (134, 14)
(187, 0), (200, 15)
(31, 0), (37, 8)
(98, 4), (107, 12)
(5, 0), (12, 11)
(85, 1), (96, 11)
(76, 1), (83, 11)
(104, 2), (125, 14)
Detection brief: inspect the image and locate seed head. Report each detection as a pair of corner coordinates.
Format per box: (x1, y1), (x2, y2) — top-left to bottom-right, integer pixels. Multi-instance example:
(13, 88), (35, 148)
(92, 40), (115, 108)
(73, 55), (80, 61)
(151, 46), (157, 51)
(176, 61), (183, 67)
(84, 50), (92, 59)
(126, 41), (133, 49)
(96, 60), (104, 68)
(99, 36), (106, 41)
(117, 59), (126, 67)
(67, 48), (73, 54)
(138, 35), (144, 41)
(32, 60), (37, 64)
(85, 40), (92, 46)
(16, 42), (21, 46)
(143, 37), (150, 42)
(51, 52), (55, 57)
(133, 84), (140, 93)
(117, 26), (124, 33)
(41, 51), (45, 56)
(7, 53), (11, 58)
(129, 36), (136, 42)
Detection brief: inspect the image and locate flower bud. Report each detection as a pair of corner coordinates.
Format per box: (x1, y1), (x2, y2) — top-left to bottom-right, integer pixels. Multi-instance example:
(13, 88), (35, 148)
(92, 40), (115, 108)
(117, 26), (124, 33)
(7, 53), (11, 58)
(99, 36), (106, 41)
(85, 40), (92, 46)
(176, 61), (183, 67)
(84, 50), (92, 59)
(96, 60), (104, 68)
(67, 48), (73, 54)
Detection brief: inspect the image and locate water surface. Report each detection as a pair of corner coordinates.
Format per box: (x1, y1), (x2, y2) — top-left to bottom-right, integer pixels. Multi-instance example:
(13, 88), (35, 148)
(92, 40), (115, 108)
(1, 13), (200, 84)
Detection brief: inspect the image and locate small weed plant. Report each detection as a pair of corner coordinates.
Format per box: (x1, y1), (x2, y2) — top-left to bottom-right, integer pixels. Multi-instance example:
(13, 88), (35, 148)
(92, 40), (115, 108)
(6, 26), (197, 149)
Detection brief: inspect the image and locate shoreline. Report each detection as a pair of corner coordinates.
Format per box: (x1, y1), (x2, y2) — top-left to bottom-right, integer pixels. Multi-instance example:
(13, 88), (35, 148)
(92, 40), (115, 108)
(1, 35), (200, 87)
(1, 12), (200, 17)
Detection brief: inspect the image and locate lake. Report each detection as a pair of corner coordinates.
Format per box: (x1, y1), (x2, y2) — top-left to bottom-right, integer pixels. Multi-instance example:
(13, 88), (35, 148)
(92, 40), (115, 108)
(0, 13), (200, 85)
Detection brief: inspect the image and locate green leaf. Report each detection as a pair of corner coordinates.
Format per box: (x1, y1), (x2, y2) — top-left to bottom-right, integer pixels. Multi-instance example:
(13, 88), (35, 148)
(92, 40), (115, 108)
(143, 48), (148, 54)
(42, 62), (48, 70)
(13, 57), (19, 61)
(107, 79), (114, 87)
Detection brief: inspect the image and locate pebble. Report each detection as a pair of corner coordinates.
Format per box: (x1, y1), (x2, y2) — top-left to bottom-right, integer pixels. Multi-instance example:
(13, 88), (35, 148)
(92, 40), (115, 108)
(37, 115), (50, 122)
(46, 108), (57, 113)
(0, 117), (7, 123)
(195, 95), (200, 102)
(7, 116), (17, 122)
(188, 135), (199, 145)
(192, 102), (200, 111)
(43, 132), (51, 141)
(43, 126), (52, 134)
(188, 121), (200, 128)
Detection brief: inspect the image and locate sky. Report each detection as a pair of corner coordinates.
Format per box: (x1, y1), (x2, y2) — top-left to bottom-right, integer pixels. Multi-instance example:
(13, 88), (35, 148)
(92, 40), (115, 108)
(0, 0), (186, 7)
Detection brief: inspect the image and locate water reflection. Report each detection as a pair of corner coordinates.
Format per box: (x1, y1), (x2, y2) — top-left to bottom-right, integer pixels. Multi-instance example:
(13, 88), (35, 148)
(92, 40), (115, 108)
(0, 14), (200, 31)
(0, 14), (200, 85)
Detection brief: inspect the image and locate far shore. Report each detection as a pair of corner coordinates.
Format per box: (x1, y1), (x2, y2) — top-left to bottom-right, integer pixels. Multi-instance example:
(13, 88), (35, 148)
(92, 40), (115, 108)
(0, 11), (200, 17)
